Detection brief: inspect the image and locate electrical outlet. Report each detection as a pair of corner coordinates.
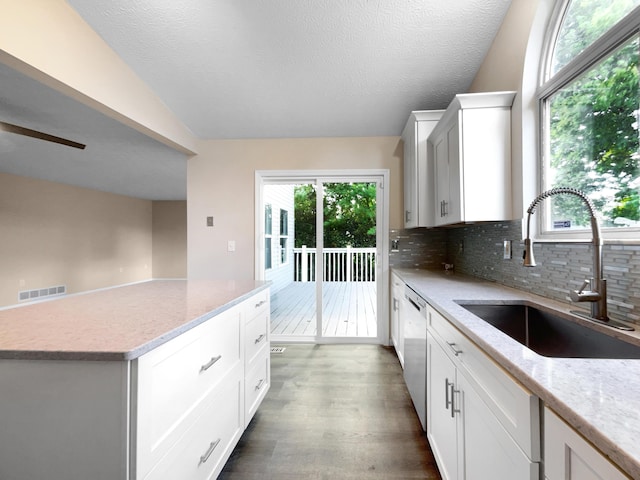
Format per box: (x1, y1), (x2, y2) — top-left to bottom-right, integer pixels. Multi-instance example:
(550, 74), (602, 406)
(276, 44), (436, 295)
(228, 240), (236, 252)
(503, 240), (512, 259)
(206, 216), (214, 227)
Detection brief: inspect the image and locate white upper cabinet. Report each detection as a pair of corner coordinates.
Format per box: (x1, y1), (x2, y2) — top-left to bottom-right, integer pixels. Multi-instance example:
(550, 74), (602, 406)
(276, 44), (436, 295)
(428, 92), (515, 226)
(402, 110), (444, 228)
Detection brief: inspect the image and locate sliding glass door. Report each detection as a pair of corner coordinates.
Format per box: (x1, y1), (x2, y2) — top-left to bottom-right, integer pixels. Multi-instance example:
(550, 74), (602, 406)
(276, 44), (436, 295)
(259, 172), (384, 344)
(321, 181), (377, 338)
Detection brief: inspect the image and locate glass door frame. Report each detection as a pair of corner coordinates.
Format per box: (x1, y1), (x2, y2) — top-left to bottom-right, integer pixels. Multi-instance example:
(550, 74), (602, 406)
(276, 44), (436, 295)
(255, 169), (390, 345)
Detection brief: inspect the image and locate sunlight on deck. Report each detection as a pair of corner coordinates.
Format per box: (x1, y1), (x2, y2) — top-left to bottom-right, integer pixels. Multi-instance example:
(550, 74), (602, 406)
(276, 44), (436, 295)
(270, 281), (377, 338)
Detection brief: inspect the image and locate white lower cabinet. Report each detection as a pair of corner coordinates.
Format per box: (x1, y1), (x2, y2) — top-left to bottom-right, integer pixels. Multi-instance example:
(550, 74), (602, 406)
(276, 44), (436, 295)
(460, 371), (538, 480)
(0, 288), (270, 480)
(143, 368), (244, 480)
(391, 272), (405, 368)
(426, 306), (539, 480)
(135, 304), (243, 479)
(136, 289), (271, 479)
(427, 331), (462, 480)
(243, 288), (270, 427)
(544, 407), (630, 480)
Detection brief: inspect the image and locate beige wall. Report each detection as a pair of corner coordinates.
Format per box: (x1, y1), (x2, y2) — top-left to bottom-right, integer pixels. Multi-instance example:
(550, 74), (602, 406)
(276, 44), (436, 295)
(152, 201), (187, 278)
(468, 0), (539, 94)
(0, 172), (153, 307)
(187, 137), (402, 280)
(468, 0), (541, 218)
(0, 0), (196, 154)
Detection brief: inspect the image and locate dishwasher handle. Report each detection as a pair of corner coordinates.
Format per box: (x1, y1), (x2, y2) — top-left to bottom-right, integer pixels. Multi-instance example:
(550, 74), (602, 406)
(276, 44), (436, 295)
(405, 287), (426, 312)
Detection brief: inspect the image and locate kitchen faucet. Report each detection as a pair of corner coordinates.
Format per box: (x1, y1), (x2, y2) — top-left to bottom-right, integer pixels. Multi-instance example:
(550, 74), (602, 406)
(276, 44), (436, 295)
(523, 187), (633, 331)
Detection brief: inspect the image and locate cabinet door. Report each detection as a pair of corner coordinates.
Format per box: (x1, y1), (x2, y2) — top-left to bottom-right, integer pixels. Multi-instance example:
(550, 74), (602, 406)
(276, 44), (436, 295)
(545, 407), (630, 480)
(433, 131), (449, 227)
(396, 293), (408, 368)
(446, 117), (462, 224)
(403, 122), (418, 228)
(390, 274), (402, 352)
(459, 371), (539, 480)
(427, 332), (461, 480)
(433, 119), (462, 225)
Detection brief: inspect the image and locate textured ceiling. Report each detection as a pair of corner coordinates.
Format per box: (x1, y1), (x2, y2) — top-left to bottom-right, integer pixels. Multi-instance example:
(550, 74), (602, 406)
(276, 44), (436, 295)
(66, 0), (513, 139)
(0, 0), (512, 199)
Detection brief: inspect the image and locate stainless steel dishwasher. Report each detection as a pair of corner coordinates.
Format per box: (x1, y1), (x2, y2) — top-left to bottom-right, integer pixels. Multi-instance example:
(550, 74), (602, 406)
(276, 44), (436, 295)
(403, 285), (428, 431)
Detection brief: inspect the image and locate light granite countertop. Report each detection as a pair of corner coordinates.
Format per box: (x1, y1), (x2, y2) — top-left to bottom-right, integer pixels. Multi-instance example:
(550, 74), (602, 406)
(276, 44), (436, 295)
(393, 268), (640, 479)
(0, 279), (270, 361)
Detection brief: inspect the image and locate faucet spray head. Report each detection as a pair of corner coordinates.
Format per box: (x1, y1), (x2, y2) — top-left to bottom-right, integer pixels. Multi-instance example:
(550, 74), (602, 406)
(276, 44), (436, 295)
(523, 238), (536, 267)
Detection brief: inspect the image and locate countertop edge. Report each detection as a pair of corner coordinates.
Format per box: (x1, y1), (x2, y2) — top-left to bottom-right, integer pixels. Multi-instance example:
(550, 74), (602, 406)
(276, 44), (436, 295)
(0, 281), (271, 362)
(123, 282), (271, 361)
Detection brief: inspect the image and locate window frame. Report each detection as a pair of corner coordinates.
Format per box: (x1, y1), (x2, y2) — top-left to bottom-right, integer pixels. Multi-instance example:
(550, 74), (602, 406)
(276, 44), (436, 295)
(536, 1), (640, 242)
(265, 203), (273, 270)
(279, 208), (290, 265)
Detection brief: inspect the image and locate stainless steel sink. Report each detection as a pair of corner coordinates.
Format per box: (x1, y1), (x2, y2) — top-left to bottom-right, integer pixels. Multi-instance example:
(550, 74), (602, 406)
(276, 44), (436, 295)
(457, 302), (640, 359)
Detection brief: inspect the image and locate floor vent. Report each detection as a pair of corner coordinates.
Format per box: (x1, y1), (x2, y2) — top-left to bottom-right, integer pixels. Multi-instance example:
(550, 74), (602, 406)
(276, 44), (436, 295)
(271, 346), (286, 354)
(19, 285), (66, 302)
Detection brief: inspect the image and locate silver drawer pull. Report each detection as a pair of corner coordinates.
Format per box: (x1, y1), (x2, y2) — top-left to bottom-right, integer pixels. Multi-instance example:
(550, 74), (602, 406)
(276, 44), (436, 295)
(198, 438), (221, 466)
(199, 355), (222, 373)
(447, 342), (462, 356)
(254, 333), (266, 345)
(255, 378), (265, 391)
(255, 300), (266, 308)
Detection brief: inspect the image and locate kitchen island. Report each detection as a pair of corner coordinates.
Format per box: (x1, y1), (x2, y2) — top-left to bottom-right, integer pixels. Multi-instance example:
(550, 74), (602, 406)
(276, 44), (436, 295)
(0, 279), (271, 480)
(394, 268), (640, 479)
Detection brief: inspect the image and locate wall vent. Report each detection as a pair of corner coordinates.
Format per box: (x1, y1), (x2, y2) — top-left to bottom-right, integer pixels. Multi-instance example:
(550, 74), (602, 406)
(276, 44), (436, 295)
(19, 285), (66, 302)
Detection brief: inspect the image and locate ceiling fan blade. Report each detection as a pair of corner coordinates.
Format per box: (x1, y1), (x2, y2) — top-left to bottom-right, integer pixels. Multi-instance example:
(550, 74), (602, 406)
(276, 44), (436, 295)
(0, 121), (86, 150)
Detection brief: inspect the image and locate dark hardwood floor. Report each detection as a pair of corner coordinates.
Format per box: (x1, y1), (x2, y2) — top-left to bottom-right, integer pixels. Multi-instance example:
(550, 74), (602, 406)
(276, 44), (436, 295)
(219, 344), (442, 479)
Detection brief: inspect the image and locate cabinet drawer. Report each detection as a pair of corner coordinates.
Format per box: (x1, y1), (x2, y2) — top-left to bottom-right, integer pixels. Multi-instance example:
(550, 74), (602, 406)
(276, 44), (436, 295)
(246, 289), (270, 320)
(135, 306), (242, 478)
(427, 305), (468, 361)
(245, 351), (270, 427)
(428, 306), (540, 461)
(245, 306), (269, 365)
(144, 370), (244, 480)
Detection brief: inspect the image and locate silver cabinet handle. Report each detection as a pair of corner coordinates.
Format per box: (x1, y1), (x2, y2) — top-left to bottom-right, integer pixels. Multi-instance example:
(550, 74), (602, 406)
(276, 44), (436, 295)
(255, 378), (265, 391)
(255, 300), (267, 308)
(254, 333), (266, 345)
(447, 342), (462, 356)
(445, 378), (453, 411)
(199, 355), (222, 373)
(451, 385), (461, 418)
(440, 200), (449, 217)
(198, 438), (221, 466)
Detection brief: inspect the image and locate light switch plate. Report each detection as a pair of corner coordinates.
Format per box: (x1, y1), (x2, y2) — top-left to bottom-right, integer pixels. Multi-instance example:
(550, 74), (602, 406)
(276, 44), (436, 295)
(228, 240), (236, 252)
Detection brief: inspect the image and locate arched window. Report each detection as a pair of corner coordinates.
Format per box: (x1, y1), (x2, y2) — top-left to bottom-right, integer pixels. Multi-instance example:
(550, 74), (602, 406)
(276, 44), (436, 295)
(538, 1), (640, 238)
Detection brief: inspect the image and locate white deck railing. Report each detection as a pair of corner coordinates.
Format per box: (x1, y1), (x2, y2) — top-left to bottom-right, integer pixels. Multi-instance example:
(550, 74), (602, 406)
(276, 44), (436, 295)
(293, 246), (376, 282)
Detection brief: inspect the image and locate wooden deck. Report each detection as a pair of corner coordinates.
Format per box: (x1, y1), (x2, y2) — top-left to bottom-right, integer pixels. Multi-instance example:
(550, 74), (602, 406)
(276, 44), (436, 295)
(270, 281), (377, 338)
